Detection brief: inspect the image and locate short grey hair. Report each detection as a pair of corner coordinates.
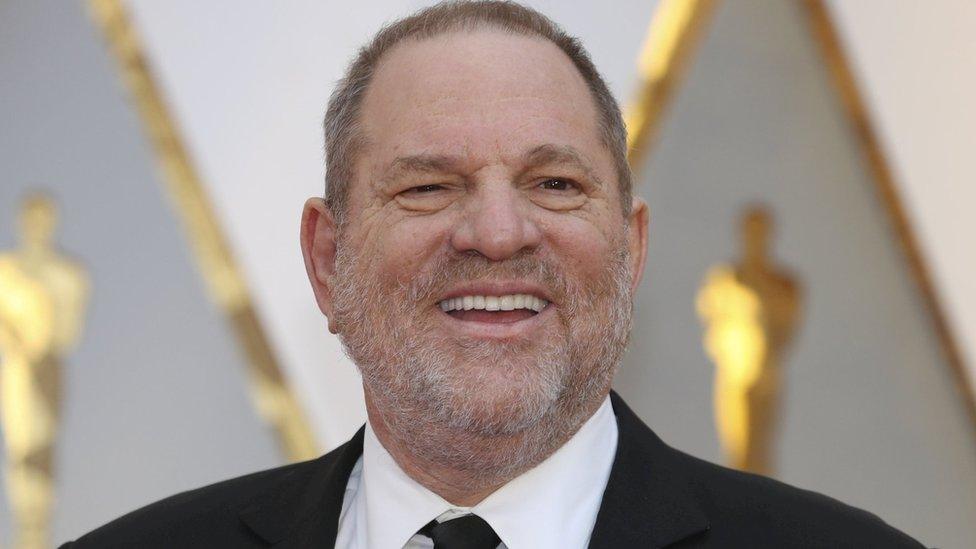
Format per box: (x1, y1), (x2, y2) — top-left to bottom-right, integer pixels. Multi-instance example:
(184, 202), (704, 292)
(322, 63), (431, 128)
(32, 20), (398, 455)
(323, 0), (632, 224)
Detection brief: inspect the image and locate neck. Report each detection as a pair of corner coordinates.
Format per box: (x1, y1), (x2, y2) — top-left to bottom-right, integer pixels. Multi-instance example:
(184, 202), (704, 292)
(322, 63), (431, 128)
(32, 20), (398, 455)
(364, 386), (606, 506)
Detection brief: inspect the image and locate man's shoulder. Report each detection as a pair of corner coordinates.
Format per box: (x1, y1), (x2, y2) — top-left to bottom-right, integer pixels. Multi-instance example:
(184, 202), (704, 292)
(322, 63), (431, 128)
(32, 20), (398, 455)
(672, 448), (924, 547)
(606, 392), (924, 547)
(60, 446), (345, 549)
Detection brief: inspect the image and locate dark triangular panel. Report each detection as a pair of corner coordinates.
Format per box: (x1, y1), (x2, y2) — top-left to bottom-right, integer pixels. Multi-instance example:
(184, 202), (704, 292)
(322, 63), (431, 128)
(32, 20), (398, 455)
(614, 0), (976, 546)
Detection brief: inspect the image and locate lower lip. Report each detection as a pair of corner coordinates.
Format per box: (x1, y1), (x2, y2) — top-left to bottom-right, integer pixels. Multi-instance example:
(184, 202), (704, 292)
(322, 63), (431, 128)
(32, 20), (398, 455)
(437, 305), (552, 339)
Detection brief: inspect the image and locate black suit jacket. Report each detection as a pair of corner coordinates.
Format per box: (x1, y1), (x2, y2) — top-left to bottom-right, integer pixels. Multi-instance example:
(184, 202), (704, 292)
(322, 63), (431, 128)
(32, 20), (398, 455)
(62, 392), (924, 548)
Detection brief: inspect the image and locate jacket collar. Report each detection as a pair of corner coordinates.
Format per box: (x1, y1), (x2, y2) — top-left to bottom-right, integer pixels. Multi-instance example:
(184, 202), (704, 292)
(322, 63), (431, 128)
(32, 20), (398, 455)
(239, 391), (709, 548)
(588, 392), (710, 548)
(239, 425), (365, 548)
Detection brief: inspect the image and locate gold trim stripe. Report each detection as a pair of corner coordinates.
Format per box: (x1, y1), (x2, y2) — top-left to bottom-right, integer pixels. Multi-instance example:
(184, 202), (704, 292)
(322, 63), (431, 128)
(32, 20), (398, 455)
(625, 0), (718, 171)
(800, 0), (976, 435)
(87, 0), (319, 461)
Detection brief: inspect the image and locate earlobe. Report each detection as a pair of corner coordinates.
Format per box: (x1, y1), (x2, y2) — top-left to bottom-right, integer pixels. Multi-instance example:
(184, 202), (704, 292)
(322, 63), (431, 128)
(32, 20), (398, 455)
(300, 197), (340, 332)
(627, 197), (650, 294)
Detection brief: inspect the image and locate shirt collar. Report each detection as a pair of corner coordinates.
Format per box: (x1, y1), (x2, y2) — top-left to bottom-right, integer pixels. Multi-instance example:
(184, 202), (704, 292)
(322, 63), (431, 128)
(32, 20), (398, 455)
(361, 396), (618, 549)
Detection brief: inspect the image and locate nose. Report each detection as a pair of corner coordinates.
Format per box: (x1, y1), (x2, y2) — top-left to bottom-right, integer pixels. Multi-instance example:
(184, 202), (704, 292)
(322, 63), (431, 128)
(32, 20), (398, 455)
(450, 180), (542, 260)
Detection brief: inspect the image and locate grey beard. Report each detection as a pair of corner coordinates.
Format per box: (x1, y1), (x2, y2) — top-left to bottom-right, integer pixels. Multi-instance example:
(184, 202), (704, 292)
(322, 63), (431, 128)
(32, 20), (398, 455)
(330, 240), (634, 479)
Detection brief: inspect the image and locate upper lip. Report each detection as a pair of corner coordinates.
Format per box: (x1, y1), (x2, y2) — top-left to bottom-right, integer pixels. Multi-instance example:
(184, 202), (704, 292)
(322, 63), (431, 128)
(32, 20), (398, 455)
(438, 281), (553, 304)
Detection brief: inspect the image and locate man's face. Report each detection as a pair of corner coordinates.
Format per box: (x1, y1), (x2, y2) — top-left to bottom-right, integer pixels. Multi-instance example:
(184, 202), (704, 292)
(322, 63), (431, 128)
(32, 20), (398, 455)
(307, 30), (647, 438)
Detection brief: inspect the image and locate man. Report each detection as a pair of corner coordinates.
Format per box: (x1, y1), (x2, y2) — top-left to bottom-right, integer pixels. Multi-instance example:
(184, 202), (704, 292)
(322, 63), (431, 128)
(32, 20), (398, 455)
(64, 1), (924, 547)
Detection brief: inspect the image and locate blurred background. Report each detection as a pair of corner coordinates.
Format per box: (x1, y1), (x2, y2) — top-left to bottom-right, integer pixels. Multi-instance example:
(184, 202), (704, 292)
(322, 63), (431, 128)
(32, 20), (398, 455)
(1, 0), (974, 547)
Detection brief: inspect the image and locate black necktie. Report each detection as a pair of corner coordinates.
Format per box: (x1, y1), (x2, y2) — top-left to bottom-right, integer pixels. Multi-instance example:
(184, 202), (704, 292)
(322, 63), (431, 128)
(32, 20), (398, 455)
(417, 515), (501, 549)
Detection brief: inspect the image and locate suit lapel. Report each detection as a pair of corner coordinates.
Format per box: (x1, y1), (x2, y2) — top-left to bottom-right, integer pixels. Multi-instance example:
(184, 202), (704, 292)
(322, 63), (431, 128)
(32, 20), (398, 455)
(588, 392), (710, 548)
(238, 392), (709, 548)
(238, 426), (365, 547)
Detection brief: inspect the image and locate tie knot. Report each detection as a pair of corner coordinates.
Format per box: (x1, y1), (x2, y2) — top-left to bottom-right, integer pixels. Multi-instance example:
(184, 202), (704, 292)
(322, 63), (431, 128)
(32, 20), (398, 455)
(418, 514), (501, 549)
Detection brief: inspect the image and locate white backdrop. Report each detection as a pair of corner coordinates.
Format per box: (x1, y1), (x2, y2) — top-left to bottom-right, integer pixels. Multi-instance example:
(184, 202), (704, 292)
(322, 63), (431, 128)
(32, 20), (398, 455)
(826, 0), (976, 379)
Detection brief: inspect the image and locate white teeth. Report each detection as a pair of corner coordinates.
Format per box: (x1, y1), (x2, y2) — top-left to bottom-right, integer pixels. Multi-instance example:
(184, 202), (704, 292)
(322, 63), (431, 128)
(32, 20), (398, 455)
(438, 293), (549, 313)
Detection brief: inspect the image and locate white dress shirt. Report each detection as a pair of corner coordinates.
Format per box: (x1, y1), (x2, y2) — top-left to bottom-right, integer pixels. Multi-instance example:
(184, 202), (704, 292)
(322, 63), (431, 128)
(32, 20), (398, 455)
(334, 396), (618, 549)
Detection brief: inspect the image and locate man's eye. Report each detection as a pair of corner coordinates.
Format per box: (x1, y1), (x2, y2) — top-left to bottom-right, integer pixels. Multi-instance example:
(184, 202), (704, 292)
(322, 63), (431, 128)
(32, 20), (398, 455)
(538, 178), (577, 192)
(406, 184), (445, 194)
(394, 183), (456, 212)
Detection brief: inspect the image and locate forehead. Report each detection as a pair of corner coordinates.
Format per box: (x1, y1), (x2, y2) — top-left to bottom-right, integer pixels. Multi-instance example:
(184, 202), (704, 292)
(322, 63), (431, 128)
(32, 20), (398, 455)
(358, 29), (604, 171)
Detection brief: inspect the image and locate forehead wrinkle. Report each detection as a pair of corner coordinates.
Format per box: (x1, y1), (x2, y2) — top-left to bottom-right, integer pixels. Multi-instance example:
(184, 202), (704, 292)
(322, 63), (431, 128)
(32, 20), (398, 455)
(381, 143), (603, 186)
(377, 143), (608, 190)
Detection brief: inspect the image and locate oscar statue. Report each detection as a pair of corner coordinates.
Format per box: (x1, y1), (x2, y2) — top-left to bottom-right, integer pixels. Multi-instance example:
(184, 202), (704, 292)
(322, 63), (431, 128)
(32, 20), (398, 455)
(0, 193), (90, 549)
(696, 205), (801, 475)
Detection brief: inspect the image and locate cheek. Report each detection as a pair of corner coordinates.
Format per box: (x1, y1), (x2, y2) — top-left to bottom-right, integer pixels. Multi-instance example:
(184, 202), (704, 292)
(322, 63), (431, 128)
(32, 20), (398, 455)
(358, 211), (454, 281)
(538, 215), (618, 280)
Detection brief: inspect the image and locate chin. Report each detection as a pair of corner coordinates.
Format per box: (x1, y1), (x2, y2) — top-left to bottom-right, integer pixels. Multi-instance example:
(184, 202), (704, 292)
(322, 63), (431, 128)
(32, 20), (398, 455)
(426, 348), (568, 437)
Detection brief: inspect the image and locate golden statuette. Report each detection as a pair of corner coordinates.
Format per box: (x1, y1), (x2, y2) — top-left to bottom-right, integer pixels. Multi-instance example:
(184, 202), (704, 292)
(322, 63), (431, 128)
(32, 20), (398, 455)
(0, 193), (90, 549)
(696, 205), (802, 475)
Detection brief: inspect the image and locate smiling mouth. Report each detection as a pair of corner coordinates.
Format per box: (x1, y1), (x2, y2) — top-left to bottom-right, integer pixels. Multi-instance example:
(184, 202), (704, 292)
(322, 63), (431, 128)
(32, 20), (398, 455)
(439, 294), (549, 324)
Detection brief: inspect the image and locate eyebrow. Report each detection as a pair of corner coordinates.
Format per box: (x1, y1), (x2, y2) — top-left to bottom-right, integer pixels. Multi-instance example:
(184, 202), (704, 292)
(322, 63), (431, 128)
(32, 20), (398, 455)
(381, 143), (605, 188)
(522, 143), (605, 188)
(385, 154), (458, 178)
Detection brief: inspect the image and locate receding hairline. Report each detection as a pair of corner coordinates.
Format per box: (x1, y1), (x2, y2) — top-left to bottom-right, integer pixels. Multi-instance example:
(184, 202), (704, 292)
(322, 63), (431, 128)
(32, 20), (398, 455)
(376, 21), (577, 63)
(356, 27), (608, 161)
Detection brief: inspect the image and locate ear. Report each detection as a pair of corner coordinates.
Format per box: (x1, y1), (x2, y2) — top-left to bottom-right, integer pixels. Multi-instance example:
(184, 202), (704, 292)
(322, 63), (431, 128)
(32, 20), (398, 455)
(627, 196), (650, 294)
(300, 197), (340, 333)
